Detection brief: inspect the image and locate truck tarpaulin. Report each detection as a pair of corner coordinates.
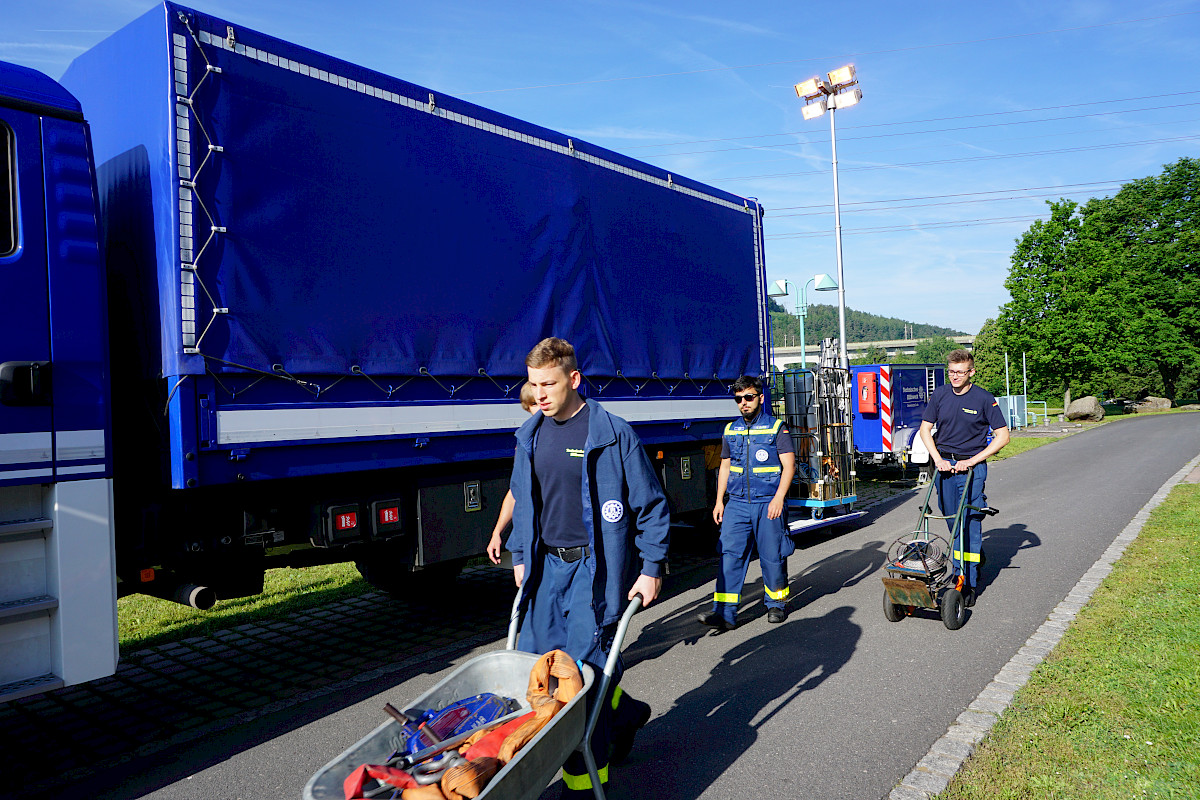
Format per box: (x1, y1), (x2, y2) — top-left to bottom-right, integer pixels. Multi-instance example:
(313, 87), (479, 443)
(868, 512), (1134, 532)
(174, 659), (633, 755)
(62, 3), (767, 387)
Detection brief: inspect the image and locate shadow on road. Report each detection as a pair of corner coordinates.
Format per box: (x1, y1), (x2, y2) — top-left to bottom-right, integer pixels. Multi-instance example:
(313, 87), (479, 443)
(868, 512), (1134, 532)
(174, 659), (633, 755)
(614, 606), (861, 799)
(978, 523), (1041, 598)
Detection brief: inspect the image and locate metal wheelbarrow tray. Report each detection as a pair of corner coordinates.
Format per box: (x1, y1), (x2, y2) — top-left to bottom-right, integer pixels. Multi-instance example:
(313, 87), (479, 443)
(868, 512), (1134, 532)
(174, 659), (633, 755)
(305, 593), (644, 800)
(303, 649), (595, 800)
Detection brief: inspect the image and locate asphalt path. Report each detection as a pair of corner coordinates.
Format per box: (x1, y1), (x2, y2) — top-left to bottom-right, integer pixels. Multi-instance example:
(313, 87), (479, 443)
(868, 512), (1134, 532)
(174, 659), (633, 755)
(113, 413), (1200, 800)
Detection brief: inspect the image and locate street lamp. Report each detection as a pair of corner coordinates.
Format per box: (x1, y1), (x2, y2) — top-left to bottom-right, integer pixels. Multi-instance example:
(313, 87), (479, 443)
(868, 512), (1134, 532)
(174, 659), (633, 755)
(769, 273), (838, 369)
(795, 64), (862, 370)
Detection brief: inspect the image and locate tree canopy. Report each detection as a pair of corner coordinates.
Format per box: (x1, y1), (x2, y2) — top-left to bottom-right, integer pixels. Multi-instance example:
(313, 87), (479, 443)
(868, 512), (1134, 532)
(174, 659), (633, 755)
(994, 157), (1200, 401)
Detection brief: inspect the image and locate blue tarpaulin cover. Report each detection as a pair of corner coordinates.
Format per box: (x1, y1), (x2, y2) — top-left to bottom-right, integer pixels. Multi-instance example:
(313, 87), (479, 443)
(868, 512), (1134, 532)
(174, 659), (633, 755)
(62, 3), (767, 393)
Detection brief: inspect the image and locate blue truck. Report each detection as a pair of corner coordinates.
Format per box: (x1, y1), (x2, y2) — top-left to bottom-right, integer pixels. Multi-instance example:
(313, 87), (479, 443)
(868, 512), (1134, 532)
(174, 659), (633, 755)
(849, 363), (945, 468)
(0, 2), (770, 700)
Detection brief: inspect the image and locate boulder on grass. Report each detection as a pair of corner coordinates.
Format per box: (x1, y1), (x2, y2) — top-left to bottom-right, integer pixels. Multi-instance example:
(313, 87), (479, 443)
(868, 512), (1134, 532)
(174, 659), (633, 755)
(1066, 396), (1105, 421)
(1131, 396), (1172, 413)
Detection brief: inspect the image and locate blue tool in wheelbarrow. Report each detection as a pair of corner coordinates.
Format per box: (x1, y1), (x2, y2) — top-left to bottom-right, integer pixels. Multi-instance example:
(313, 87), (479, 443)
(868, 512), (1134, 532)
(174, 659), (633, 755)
(881, 466), (997, 630)
(305, 590), (645, 800)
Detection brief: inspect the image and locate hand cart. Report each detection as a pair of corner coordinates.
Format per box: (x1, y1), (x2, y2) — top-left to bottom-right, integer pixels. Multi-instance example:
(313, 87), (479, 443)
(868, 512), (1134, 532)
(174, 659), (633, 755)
(304, 590), (644, 800)
(880, 466), (994, 630)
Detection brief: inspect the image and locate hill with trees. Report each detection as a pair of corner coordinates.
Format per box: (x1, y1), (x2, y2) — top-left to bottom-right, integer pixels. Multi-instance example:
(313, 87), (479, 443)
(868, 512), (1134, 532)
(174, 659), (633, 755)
(770, 301), (964, 348)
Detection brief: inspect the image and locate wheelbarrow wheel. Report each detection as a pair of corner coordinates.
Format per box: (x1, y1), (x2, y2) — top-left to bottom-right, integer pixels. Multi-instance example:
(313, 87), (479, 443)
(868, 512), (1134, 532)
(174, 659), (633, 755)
(883, 589), (906, 622)
(940, 588), (967, 630)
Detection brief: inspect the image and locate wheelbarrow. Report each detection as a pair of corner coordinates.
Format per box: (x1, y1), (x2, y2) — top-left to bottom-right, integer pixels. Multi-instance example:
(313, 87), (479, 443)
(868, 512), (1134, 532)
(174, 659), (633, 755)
(881, 465), (995, 630)
(304, 590), (644, 800)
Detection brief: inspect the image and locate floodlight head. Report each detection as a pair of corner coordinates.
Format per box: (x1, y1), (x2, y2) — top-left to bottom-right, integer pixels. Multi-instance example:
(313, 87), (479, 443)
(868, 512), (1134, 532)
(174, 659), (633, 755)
(801, 98), (828, 121)
(813, 273), (838, 291)
(831, 87), (863, 110)
(794, 77), (828, 99)
(768, 279), (791, 298)
(827, 64), (856, 87)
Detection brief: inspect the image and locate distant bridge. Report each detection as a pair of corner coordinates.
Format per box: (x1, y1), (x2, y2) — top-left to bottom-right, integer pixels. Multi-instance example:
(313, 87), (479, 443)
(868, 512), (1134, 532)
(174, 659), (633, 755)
(771, 335), (975, 369)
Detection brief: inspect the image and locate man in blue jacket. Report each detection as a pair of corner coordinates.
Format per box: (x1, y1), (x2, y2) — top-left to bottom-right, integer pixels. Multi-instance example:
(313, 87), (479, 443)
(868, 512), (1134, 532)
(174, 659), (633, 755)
(507, 337), (670, 799)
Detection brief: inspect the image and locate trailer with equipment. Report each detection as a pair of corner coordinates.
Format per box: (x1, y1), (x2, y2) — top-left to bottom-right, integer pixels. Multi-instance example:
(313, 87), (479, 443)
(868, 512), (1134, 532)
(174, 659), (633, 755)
(779, 340), (867, 536)
(850, 363), (944, 471)
(0, 2), (771, 701)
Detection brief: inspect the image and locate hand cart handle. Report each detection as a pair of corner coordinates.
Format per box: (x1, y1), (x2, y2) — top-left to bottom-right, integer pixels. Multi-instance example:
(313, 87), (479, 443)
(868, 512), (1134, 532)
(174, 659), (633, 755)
(580, 593), (644, 800)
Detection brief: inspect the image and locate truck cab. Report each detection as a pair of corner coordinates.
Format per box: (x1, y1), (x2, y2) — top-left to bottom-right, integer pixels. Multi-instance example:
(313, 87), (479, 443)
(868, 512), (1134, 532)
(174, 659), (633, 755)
(0, 61), (117, 702)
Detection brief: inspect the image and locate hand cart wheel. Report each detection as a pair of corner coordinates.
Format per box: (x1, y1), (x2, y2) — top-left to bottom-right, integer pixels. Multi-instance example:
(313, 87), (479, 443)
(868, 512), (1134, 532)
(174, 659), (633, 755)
(939, 587), (967, 630)
(882, 589), (906, 622)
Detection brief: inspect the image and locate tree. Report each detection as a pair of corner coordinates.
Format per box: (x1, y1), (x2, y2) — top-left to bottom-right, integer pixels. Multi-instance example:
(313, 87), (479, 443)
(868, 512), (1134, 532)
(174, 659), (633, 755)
(913, 336), (960, 365)
(971, 318), (1007, 396)
(997, 157), (1200, 401)
(851, 345), (888, 366)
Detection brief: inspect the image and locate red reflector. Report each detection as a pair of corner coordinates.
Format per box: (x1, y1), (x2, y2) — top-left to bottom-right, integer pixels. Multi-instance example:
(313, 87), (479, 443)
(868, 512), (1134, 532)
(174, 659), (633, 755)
(378, 506), (400, 525)
(139, 568), (156, 583)
(335, 512), (358, 531)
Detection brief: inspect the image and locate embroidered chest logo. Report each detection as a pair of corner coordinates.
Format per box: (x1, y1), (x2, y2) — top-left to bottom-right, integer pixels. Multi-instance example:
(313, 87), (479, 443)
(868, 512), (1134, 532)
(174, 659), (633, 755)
(566, 448), (585, 458)
(961, 408), (978, 415)
(755, 448), (770, 462)
(601, 500), (624, 523)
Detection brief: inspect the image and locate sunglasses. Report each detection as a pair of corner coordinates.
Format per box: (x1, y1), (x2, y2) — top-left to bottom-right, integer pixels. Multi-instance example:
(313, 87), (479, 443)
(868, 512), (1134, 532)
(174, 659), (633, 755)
(734, 393), (759, 403)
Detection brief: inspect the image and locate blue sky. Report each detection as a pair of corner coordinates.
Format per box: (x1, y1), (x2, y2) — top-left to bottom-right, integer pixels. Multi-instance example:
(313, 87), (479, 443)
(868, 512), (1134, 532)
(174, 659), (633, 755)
(5, 0), (1200, 335)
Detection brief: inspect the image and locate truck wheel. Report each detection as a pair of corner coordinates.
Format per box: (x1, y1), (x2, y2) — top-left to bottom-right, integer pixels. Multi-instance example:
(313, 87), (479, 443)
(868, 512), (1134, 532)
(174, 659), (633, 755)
(883, 589), (905, 622)
(940, 588), (967, 630)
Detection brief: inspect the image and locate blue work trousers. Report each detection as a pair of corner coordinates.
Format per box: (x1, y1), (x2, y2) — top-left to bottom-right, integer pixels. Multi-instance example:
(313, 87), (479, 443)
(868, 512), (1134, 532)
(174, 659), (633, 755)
(935, 461), (987, 590)
(518, 550), (616, 791)
(712, 499), (792, 624)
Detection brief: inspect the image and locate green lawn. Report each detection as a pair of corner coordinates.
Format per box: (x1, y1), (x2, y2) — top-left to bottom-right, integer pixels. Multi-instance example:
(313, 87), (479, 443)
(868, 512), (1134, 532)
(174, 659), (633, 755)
(118, 562), (372, 652)
(938, 481), (1200, 799)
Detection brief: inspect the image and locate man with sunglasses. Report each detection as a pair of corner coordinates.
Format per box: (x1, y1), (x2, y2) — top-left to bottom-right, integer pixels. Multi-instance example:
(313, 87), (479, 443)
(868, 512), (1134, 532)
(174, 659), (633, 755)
(699, 375), (796, 630)
(918, 349), (1009, 607)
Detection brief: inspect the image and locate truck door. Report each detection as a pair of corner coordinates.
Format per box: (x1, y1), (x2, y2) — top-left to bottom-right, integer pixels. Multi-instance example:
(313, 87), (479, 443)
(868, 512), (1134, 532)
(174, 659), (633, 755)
(0, 107), (52, 484)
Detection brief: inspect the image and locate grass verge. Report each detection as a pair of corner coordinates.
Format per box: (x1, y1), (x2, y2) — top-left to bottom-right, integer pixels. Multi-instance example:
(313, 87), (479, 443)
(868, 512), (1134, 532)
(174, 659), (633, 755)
(938, 480), (1200, 799)
(118, 562), (372, 653)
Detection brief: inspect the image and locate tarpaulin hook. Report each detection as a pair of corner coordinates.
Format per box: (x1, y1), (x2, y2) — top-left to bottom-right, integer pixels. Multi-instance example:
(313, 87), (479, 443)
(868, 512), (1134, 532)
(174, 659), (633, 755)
(477, 368), (516, 397)
(352, 365), (394, 398)
(419, 367), (454, 397)
(651, 372), (677, 395)
(616, 370), (642, 395)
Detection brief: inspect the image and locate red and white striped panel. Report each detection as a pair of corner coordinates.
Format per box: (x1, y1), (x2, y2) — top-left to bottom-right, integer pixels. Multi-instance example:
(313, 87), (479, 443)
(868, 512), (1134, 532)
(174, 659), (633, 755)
(880, 366), (893, 452)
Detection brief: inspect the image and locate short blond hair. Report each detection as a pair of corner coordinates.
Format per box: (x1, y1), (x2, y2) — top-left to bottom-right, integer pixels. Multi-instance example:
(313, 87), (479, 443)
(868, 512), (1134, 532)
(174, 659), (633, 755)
(948, 349), (974, 367)
(525, 337), (579, 375)
(519, 381), (536, 411)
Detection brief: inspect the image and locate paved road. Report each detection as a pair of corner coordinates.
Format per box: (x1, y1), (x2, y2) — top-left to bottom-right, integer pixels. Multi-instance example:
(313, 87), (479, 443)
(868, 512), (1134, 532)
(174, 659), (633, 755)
(13, 413), (1200, 800)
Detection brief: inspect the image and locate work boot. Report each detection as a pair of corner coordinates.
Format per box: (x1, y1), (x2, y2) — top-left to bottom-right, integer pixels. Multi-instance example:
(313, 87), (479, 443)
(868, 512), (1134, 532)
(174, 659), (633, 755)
(697, 611), (734, 632)
(609, 694), (652, 765)
(767, 607), (787, 624)
(964, 589), (977, 608)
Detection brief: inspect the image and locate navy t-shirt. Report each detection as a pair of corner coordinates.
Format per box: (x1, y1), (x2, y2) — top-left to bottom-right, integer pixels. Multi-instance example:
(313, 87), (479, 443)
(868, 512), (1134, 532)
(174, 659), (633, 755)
(921, 383), (1008, 457)
(533, 404), (590, 548)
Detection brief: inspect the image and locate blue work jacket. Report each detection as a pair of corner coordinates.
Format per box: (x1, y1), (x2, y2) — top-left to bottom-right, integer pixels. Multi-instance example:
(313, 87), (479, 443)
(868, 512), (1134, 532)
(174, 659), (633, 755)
(724, 410), (786, 503)
(508, 398), (670, 627)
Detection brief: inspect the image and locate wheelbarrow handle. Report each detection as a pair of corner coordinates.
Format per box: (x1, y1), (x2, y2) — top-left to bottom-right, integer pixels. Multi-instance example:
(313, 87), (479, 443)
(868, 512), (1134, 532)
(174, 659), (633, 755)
(579, 594), (644, 800)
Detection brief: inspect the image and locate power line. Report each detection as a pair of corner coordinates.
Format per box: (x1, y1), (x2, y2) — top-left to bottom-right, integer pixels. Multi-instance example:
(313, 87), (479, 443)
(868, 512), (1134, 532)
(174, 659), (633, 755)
(648, 101), (1200, 158)
(626, 89), (1200, 150)
(720, 134), (1200, 181)
(457, 12), (1200, 96)
(767, 214), (1049, 238)
(768, 180), (1130, 211)
(770, 187), (1126, 218)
